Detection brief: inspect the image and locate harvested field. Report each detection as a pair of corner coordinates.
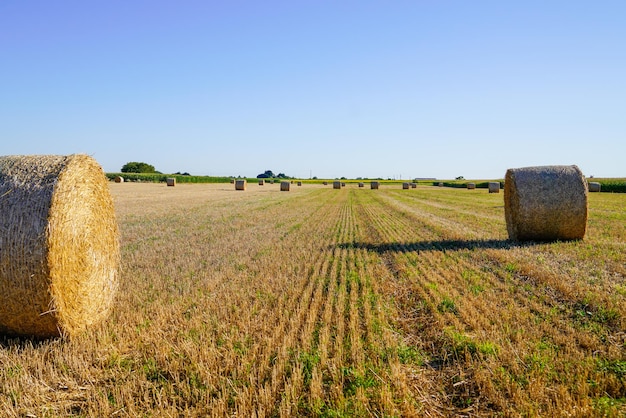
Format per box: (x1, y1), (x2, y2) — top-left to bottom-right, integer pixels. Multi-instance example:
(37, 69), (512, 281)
(1, 183), (624, 417)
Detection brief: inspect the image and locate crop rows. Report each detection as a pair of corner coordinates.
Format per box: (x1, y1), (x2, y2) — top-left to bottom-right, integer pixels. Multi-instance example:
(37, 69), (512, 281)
(0, 183), (623, 417)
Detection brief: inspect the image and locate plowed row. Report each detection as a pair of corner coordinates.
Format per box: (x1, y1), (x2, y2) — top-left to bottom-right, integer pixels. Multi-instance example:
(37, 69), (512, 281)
(0, 183), (623, 417)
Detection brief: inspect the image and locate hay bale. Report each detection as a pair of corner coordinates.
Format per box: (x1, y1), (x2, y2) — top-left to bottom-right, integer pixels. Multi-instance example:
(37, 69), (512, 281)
(230, 178), (235, 184)
(411, 183), (417, 188)
(259, 179), (264, 185)
(0, 154), (119, 338)
(371, 181), (379, 189)
(235, 179), (246, 190)
(504, 165), (587, 241)
(588, 181), (601, 192)
(166, 177), (176, 187)
(333, 181), (341, 189)
(323, 181), (328, 186)
(341, 182), (346, 187)
(467, 183), (476, 190)
(488, 182), (500, 193)
(297, 181), (302, 186)
(358, 182), (364, 188)
(402, 182), (410, 189)
(114, 176), (124, 183)
(438, 182), (444, 187)
(280, 181), (290, 191)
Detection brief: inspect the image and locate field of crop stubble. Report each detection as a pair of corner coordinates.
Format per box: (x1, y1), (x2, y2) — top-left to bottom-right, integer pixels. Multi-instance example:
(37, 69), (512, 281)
(1, 182), (624, 417)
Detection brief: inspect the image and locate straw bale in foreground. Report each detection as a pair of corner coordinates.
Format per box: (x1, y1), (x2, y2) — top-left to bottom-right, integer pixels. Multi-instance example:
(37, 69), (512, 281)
(504, 165), (587, 241)
(0, 154), (119, 338)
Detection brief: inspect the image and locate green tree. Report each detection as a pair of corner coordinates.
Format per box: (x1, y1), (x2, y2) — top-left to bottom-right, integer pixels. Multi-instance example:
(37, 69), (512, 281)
(121, 162), (156, 173)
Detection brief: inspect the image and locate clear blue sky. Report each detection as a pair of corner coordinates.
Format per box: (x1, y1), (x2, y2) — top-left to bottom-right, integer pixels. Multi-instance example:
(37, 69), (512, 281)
(2, 1), (624, 179)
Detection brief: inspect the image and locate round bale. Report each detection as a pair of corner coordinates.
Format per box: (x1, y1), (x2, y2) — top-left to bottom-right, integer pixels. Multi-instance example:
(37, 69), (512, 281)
(588, 182), (601, 192)
(371, 181), (380, 189)
(467, 183), (476, 190)
(259, 179), (264, 185)
(280, 181), (290, 191)
(114, 176), (124, 183)
(504, 165), (588, 241)
(0, 155), (119, 338)
(358, 182), (364, 188)
(488, 182), (500, 193)
(333, 181), (341, 189)
(402, 182), (410, 189)
(235, 179), (247, 190)
(166, 177), (176, 187)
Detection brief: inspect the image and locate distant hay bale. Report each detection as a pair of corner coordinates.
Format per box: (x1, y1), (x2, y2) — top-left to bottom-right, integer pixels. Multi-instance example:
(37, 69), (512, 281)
(166, 178), (176, 187)
(504, 165), (588, 241)
(114, 176), (124, 183)
(588, 182), (601, 192)
(402, 182), (410, 189)
(371, 181), (379, 189)
(235, 179), (246, 190)
(488, 182), (500, 193)
(411, 183), (417, 188)
(230, 178), (235, 184)
(341, 182), (346, 187)
(0, 154), (119, 338)
(467, 183), (476, 190)
(358, 182), (364, 187)
(297, 181), (302, 186)
(333, 181), (341, 189)
(280, 181), (290, 191)
(259, 179), (264, 185)
(438, 182), (444, 187)
(323, 181), (328, 186)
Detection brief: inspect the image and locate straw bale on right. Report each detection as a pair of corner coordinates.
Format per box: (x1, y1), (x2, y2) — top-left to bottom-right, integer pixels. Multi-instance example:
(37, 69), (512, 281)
(504, 165), (588, 241)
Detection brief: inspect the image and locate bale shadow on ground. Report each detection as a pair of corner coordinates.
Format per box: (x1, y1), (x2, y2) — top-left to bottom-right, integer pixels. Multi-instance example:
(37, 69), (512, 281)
(334, 238), (538, 254)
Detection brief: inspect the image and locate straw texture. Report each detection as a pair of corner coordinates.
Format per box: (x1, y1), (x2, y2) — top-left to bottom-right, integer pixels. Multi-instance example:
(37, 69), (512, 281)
(504, 165), (588, 241)
(0, 154), (120, 338)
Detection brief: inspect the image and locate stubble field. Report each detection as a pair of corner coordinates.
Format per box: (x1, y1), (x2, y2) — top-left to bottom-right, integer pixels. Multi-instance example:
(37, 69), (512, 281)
(1, 182), (624, 417)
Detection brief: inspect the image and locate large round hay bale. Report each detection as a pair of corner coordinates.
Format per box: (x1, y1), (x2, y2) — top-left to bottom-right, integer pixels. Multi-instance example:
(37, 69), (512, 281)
(258, 179), (264, 185)
(297, 181), (302, 186)
(333, 181), (341, 189)
(504, 165), (588, 241)
(114, 176), (124, 183)
(467, 183), (476, 190)
(588, 182), (601, 192)
(280, 181), (290, 191)
(0, 155), (119, 338)
(411, 183), (417, 188)
(235, 179), (246, 190)
(166, 177), (176, 187)
(358, 182), (364, 188)
(371, 181), (379, 189)
(402, 182), (410, 189)
(488, 182), (500, 193)
(438, 182), (444, 187)
(323, 181), (328, 186)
